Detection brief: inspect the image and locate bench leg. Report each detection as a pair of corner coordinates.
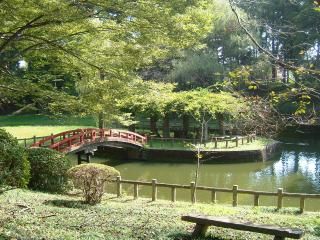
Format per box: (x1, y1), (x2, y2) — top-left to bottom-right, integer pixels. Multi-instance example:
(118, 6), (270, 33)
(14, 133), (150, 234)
(274, 236), (285, 240)
(192, 224), (208, 238)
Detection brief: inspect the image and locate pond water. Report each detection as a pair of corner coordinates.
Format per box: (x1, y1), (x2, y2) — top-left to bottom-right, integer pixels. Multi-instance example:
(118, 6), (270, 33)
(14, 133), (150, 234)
(69, 136), (320, 211)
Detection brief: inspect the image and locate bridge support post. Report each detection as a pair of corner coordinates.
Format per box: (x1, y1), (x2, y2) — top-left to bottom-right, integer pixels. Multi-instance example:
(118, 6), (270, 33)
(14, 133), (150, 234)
(77, 152), (92, 165)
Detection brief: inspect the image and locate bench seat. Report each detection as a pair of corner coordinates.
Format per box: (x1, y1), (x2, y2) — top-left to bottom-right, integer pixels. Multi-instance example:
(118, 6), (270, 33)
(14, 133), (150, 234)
(181, 214), (304, 240)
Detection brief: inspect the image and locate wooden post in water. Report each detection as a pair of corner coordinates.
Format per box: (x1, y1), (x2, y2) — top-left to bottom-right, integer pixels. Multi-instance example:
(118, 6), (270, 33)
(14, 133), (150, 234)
(232, 185), (238, 207)
(116, 176), (122, 197)
(134, 183), (139, 199)
(191, 182), (196, 204)
(300, 197), (305, 213)
(254, 194), (259, 207)
(152, 179), (157, 201)
(171, 187), (176, 202)
(277, 188), (283, 210)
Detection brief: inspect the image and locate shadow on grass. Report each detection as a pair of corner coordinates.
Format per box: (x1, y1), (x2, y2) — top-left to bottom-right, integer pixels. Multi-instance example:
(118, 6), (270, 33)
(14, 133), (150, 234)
(0, 234), (10, 240)
(314, 226), (320, 237)
(43, 199), (89, 209)
(169, 233), (227, 240)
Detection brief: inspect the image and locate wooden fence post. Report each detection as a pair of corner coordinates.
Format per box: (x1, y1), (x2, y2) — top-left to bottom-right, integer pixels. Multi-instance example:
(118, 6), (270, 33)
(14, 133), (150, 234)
(51, 133), (54, 145)
(225, 140), (228, 148)
(277, 188), (283, 210)
(191, 182), (196, 204)
(235, 137), (239, 147)
(152, 179), (157, 201)
(134, 183), (139, 199)
(254, 194), (259, 207)
(33, 135), (36, 144)
(241, 137), (244, 145)
(116, 176), (122, 197)
(171, 187), (176, 202)
(24, 138), (27, 147)
(211, 190), (217, 204)
(232, 185), (238, 207)
(214, 138), (218, 148)
(300, 197), (305, 213)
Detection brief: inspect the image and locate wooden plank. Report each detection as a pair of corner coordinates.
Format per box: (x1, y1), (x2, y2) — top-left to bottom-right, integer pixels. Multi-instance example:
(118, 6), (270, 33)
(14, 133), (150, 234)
(116, 176), (122, 197)
(181, 214), (304, 239)
(152, 179), (157, 201)
(277, 188), (283, 210)
(134, 183), (139, 199)
(171, 187), (176, 202)
(232, 185), (238, 207)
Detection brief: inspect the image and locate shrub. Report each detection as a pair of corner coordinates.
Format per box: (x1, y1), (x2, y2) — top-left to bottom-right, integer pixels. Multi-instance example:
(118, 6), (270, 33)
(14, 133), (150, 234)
(67, 163), (120, 205)
(27, 148), (71, 193)
(0, 129), (30, 187)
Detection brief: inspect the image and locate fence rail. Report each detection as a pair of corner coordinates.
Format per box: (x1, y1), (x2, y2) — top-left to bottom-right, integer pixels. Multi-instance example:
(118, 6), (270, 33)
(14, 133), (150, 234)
(149, 133), (256, 149)
(115, 176), (320, 213)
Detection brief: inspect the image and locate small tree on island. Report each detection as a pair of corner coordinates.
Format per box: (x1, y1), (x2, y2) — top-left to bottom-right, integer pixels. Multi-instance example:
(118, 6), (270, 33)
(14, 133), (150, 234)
(68, 163), (119, 205)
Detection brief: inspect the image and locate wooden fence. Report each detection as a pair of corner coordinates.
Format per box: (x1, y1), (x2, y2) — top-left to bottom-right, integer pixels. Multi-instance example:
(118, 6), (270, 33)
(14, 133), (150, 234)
(114, 176), (320, 213)
(149, 134), (256, 149)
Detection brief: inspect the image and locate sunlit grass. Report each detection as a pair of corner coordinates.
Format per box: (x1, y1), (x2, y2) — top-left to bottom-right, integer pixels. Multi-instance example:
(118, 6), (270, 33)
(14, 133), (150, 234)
(0, 189), (318, 240)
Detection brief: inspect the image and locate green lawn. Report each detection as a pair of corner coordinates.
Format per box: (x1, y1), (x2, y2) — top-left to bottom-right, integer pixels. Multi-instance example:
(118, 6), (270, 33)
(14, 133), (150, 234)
(0, 114), (96, 138)
(0, 189), (319, 240)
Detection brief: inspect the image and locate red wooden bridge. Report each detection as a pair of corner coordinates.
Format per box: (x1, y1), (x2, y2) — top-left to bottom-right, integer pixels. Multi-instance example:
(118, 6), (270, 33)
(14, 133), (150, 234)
(31, 128), (147, 153)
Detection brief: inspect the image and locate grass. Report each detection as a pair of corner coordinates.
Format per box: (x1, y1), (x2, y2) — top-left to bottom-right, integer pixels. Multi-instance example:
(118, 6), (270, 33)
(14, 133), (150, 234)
(0, 114), (96, 138)
(0, 189), (319, 240)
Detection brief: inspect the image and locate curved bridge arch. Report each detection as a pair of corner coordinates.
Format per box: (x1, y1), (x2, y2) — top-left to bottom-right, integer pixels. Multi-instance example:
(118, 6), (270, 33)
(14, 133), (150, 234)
(31, 128), (147, 153)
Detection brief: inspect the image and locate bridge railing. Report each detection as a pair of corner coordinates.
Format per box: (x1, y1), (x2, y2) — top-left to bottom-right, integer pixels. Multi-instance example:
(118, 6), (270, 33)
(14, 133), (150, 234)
(29, 128), (147, 152)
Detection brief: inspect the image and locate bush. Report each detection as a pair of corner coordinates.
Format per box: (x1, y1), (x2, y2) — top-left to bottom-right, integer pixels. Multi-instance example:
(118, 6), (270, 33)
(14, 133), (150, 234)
(27, 148), (71, 193)
(68, 163), (120, 205)
(0, 129), (30, 187)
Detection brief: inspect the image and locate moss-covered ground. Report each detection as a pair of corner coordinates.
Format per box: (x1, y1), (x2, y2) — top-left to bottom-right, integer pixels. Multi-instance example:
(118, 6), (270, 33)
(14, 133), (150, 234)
(0, 189), (319, 240)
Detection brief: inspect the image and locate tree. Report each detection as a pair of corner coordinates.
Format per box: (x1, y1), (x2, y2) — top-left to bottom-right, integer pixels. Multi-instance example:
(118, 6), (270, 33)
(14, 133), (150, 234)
(0, 0), (215, 122)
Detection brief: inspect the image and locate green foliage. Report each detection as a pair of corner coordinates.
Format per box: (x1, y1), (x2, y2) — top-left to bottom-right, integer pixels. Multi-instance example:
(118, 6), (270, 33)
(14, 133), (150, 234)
(27, 148), (71, 193)
(0, 128), (30, 188)
(68, 163), (120, 205)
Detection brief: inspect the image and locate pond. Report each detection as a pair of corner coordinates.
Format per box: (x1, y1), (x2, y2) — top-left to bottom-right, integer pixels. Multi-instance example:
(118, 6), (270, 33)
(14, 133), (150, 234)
(69, 136), (320, 211)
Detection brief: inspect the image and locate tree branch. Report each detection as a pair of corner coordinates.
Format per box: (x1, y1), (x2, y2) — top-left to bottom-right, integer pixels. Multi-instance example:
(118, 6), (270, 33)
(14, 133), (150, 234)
(0, 15), (44, 54)
(228, 0), (320, 76)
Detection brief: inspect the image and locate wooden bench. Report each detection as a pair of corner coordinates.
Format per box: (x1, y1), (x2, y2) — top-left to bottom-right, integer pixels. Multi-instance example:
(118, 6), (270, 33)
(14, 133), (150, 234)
(182, 214), (304, 240)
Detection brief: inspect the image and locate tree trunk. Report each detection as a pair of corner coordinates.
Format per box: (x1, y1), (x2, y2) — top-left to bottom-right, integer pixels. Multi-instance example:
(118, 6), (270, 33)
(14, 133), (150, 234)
(128, 112), (136, 132)
(182, 115), (189, 138)
(162, 114), (170, 138)
(271, 65), (277, 81)
(98, 112), (104, 129)
(217, 114), (225, 135)
(150, 115), (159, 136)
(204, 121), (209, 141)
